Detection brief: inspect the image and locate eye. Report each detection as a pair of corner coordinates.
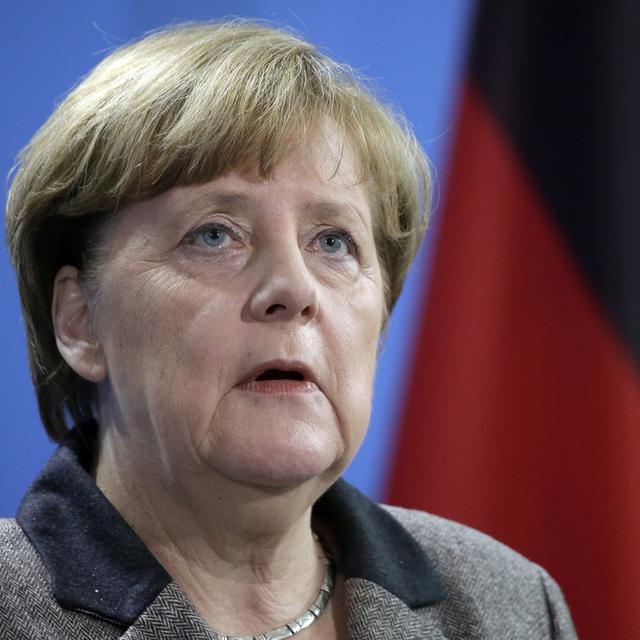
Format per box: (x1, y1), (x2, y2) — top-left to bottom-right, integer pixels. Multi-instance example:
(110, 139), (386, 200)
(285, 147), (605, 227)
(185, 223), (237, 250)
(201, 227), (229, 248)
(314, 229), (356, 257)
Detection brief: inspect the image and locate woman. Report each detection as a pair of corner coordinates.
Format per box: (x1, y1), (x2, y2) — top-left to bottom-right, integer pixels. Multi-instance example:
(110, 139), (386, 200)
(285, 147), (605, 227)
(1, 21), (577, 639)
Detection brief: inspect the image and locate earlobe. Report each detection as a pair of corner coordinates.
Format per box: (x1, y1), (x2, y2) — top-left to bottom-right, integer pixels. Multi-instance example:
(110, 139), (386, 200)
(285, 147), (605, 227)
(52, 265), (106, 383)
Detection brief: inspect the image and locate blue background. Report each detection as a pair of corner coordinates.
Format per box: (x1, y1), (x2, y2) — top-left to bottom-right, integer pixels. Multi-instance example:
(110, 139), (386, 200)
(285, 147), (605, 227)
(0, 1), (475, 515)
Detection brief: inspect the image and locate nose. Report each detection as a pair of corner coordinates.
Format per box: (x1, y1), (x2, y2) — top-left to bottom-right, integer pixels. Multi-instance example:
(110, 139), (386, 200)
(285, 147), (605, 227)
(244, 243), (319, 324)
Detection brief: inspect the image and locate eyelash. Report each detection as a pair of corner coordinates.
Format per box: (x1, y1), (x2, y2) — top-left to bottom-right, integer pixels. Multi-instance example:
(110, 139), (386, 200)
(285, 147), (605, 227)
(184, 223), (359, 258)
(312, 228), (359, 258)
(184, 222), (240, 248)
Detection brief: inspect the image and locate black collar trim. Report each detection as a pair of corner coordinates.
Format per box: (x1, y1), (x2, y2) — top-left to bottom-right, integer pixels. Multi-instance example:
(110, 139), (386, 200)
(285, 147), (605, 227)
(17, 423), (170, 625)
(314, 481), (444, 608)
(17, 422), (443, 626)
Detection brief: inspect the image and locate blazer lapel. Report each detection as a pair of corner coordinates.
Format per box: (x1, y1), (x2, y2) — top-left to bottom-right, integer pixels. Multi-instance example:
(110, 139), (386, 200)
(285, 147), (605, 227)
(122, 577), (450, 640)
(345, 577), (449, 640)
(120, 582), (214, 640)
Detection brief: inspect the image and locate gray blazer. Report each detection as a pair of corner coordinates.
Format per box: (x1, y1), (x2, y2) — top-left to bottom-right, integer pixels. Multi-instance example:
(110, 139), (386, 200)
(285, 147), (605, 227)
(0, 424), (577, 639)
(0, 511), (577, 639)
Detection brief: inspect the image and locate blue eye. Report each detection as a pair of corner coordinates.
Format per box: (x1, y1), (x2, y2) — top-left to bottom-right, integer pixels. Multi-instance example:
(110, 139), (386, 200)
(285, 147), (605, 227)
(320, 234), (344, 253)
(186, 224), (236, 249)
(200, 227), (228, 248)
(316, 230), (355, 257)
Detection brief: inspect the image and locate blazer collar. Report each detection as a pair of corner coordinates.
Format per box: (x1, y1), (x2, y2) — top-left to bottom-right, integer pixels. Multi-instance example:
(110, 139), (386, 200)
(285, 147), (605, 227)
(343, 577), (449, 640)
(116, 579), (448, 640)
(17, 422), (444, 626)
(17, 423), (170, 625)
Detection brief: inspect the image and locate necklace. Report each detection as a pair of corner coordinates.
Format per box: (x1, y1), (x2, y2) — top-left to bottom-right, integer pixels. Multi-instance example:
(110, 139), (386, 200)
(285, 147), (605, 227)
(210, 537), (335, 640)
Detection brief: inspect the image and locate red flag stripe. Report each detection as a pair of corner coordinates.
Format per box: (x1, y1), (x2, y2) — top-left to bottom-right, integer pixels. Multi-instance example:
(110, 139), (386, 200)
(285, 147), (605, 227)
(388, 82), (640, 639)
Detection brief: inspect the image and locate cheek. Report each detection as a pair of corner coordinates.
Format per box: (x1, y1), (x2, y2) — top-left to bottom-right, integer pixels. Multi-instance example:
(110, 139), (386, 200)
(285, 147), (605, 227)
(325, 278), (383, 442)
(97, 271), (234, 428)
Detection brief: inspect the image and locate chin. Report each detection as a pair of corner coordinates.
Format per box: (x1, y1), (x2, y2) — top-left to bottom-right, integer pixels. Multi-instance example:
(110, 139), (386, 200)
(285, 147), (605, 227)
(212, 440), (346, 490)
(198, 408), (354, 489)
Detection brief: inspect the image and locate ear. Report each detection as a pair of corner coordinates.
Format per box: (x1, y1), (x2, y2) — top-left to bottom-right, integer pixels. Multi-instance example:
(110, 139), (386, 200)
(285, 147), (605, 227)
(52, 265), (106, 383)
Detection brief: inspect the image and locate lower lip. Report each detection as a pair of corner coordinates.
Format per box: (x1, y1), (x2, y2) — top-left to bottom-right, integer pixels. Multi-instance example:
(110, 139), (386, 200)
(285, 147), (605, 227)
(238, 380), (318, 394)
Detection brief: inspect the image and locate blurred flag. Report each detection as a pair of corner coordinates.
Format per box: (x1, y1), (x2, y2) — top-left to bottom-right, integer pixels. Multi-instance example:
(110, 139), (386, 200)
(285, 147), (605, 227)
(387, 2), (640, 638)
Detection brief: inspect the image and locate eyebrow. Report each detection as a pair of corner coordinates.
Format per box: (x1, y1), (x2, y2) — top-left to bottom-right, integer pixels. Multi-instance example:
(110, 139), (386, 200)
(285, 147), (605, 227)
(176, 189), (370, 232)
(167, 190), (253, 230)
(302, 199), (370, 232)
(189, 190), (253, 211)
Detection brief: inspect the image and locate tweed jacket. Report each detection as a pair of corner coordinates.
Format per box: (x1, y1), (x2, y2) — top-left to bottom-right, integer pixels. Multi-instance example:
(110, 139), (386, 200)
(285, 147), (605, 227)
(0, 425), (577, 639)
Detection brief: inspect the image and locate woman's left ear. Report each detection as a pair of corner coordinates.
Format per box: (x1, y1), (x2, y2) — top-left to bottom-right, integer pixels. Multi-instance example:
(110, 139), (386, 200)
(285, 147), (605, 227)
(52, 265), (107, 383)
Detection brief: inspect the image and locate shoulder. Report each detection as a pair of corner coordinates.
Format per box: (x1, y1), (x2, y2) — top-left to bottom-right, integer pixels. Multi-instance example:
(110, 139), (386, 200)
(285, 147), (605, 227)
(381, 506), (577, 639)
(0, 518), (121, 640)
(382, 504), (534, 578)
(0, 518), (43, 584)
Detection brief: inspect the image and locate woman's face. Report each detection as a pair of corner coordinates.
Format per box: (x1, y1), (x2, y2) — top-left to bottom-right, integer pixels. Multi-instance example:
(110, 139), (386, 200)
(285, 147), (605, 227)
(91, 132), (384, 490)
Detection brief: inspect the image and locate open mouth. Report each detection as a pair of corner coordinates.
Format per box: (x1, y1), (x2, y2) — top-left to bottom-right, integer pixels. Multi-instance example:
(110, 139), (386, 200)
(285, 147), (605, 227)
(254, 369), (305, 382)
(240, 361), (317, 393)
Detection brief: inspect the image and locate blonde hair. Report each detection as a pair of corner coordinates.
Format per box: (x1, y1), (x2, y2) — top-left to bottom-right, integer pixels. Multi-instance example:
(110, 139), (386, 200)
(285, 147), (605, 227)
(5, 21), (430, 441)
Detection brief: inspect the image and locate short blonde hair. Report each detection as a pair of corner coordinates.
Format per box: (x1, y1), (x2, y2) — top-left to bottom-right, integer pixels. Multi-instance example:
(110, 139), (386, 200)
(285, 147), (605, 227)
(5, 21), (430, 441)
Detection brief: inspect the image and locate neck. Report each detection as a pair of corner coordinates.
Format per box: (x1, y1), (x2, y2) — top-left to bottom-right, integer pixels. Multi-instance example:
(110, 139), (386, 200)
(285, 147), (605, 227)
(95, 426), (341, 636)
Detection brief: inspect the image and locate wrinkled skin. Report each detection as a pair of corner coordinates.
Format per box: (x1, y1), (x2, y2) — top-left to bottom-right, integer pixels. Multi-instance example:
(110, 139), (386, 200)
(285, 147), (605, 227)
(73, 131), (385, 493)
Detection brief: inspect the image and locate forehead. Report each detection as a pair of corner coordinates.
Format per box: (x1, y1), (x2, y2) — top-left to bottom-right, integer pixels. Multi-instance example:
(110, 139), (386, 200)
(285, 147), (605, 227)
(245, 123), (366, 189)
(111, 130), (373, 239)
(187, 134), (367, 212)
